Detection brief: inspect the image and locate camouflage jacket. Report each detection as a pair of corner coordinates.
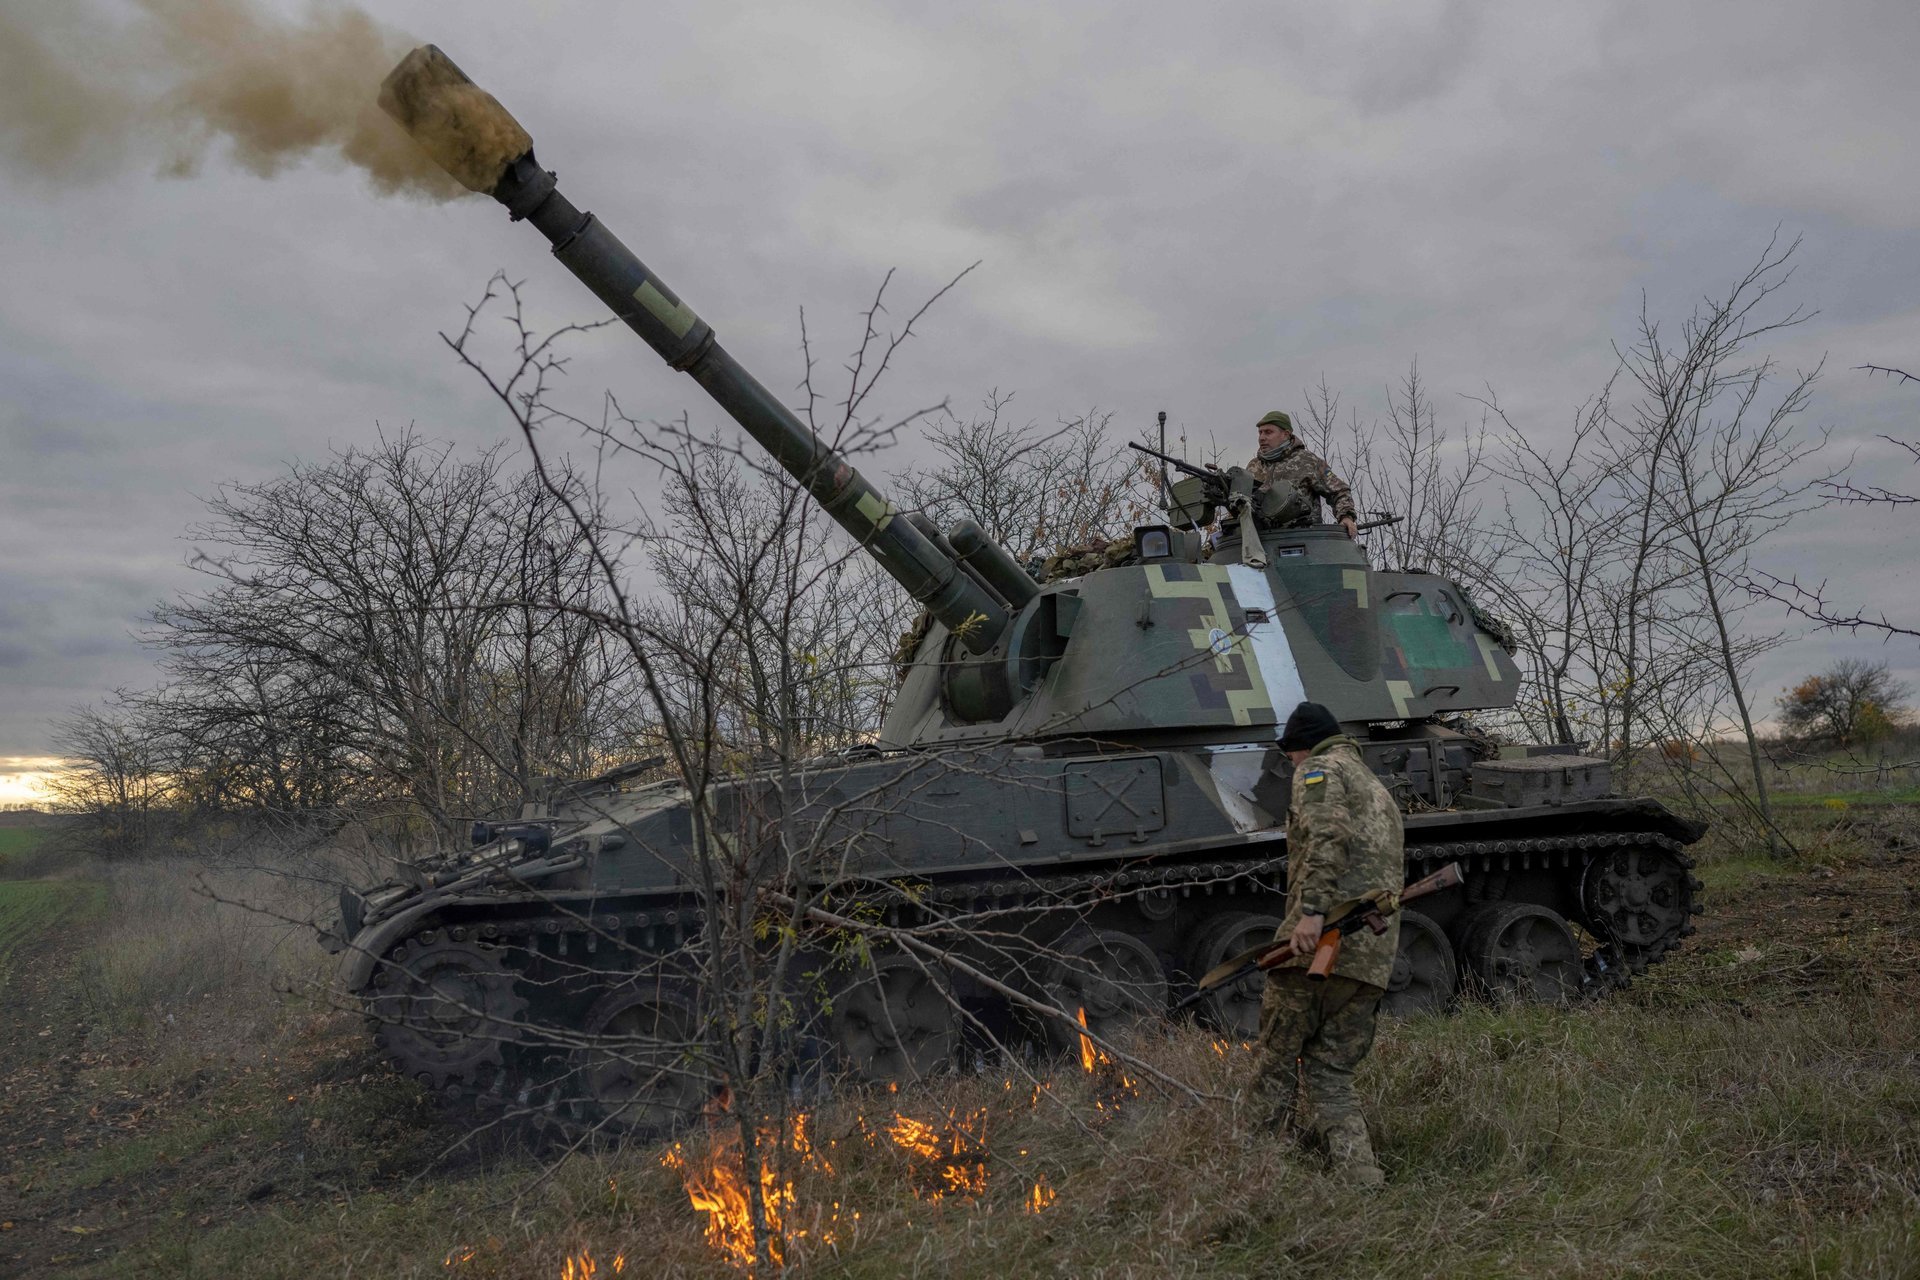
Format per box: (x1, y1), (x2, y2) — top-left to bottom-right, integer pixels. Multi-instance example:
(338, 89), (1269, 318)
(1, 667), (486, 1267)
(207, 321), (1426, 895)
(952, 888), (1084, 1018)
(1244, 439), (1357, 525)
(1275, 735), (1404, 989)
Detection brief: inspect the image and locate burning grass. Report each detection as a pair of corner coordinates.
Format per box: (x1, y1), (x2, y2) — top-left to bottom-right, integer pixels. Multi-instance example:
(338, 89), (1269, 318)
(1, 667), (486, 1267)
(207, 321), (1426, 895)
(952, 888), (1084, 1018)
(644, 1023), (1148, 1273)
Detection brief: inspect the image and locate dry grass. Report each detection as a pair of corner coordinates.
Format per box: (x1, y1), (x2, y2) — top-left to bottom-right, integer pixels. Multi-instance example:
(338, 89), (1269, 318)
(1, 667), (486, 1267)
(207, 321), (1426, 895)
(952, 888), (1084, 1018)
(71, 859), (337, 1081)
(89, 948), (1920, 1279)
(17, 816), (1920, 1279)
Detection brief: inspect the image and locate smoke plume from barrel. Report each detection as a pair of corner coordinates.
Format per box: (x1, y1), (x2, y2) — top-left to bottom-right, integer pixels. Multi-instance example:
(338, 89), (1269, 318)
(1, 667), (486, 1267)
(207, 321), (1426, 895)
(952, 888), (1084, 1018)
(0, 0), (466, 199)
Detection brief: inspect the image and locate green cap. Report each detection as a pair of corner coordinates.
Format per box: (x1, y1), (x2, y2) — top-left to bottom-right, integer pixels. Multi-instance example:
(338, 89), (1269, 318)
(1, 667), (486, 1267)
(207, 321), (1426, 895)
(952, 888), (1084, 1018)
(1256, 410), (1294, 432)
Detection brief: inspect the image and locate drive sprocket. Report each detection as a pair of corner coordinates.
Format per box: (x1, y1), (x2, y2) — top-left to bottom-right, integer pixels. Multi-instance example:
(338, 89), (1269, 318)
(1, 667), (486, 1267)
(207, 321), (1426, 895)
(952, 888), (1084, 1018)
(368, 932), (529, 1093)
(1584, 843), (1702, 974)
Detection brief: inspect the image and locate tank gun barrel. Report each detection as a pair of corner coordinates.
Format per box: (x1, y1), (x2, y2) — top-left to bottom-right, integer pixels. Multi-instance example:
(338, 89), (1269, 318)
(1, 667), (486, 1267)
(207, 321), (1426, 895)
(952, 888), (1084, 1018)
(378, 46), (1011, 653)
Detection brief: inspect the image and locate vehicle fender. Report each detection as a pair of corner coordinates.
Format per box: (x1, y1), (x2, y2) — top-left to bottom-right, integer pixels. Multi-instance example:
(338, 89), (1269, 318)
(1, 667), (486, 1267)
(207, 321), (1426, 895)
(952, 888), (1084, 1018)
(337, 899), (444, 992)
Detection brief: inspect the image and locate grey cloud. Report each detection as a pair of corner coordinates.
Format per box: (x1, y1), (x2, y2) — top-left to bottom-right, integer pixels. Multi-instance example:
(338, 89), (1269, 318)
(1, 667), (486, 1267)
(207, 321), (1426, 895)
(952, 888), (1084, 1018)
(0, 0), (1914, 752)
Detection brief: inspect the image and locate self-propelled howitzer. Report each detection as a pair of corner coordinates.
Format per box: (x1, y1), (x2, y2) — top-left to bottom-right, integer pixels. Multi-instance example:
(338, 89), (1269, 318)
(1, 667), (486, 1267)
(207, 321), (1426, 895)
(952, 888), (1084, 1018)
(331, 46), (1704, 1133)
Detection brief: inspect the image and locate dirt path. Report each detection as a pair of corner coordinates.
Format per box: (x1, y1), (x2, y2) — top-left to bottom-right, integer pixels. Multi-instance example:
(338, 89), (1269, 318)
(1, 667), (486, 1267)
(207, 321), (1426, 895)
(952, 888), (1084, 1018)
(0, 891), (124, 1274)
(0, 875), (494, 1278)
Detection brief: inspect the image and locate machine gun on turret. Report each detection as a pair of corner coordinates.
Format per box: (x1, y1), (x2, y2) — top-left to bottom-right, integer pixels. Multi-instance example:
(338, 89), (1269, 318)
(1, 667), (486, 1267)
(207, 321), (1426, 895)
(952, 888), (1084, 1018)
(1128, 442), (1400, 562)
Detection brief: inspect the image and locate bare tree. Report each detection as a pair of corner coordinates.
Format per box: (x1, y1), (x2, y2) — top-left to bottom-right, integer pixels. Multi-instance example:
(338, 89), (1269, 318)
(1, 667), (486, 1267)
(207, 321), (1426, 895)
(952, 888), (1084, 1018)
(894, 391), (1155, 562)
(1472, 384), (1623, 747)
(1744, 364), (1920, 642)
(428, 270), (1218, 1268)
(1608, 234), (1832, 854)
(1354, 361), (1496, 582)
(45, 702), (174, 858)
(148, 432), (646, 851)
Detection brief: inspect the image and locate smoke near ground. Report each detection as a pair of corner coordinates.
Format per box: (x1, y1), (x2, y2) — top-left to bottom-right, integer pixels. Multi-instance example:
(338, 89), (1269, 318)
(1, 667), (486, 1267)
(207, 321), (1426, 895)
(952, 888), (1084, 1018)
(0, 0), (465, 199)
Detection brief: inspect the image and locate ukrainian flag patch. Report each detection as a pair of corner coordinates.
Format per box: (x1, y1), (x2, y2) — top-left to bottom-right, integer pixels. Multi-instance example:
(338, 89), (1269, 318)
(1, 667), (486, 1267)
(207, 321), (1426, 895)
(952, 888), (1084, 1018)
(1300, 768), (1326, 786)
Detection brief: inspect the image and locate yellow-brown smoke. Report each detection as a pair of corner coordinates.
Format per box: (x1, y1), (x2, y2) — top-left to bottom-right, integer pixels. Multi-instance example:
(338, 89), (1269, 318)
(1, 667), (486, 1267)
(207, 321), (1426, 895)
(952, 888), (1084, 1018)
(377, 45), (531, 195)
(0, 0), (466, 200)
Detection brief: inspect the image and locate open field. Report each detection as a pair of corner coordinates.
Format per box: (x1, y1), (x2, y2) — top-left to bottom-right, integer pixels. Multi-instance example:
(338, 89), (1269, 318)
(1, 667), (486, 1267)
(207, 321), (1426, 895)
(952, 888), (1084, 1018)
(2, 805), (1917, 1278)
(0, 825), (52, 872)
(0, 878), (102, 976)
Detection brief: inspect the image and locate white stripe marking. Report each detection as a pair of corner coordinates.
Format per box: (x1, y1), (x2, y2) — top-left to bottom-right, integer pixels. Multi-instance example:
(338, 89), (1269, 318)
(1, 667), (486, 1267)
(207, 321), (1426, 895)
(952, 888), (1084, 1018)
(1225, 564), (1306, 739)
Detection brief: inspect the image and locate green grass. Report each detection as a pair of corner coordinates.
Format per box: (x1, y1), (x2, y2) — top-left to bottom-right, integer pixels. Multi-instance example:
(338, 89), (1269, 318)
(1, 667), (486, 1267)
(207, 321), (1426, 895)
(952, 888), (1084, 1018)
(0, 824), (51, 869)
(1692, 853), (1787, 897)
(0, 877), (103, 975)
(1763, 787), (1920, 809)
(75, 984), (1920, 1280)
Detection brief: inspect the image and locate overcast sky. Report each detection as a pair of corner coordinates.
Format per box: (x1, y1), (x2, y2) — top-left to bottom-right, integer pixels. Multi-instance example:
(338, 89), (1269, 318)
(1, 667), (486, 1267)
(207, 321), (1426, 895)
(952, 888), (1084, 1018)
(3, 0), (1917, 794)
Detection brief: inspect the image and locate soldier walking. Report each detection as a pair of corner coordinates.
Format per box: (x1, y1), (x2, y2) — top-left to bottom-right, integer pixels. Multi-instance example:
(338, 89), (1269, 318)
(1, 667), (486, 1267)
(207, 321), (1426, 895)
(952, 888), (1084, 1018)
(1250, 701), (1404, 1188)
(1245, 411), (1359, 538)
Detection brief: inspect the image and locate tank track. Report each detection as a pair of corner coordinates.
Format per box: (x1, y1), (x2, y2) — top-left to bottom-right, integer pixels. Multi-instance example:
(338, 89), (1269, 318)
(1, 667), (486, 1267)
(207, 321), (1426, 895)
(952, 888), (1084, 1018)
(366, 825), (1701, 1111)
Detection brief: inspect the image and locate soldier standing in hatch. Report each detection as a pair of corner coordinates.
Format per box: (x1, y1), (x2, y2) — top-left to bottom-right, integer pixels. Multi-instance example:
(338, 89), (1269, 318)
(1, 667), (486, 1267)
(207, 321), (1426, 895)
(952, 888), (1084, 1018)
(1245, 410), (1359, 538)
(1250, 701), (1405, 1189)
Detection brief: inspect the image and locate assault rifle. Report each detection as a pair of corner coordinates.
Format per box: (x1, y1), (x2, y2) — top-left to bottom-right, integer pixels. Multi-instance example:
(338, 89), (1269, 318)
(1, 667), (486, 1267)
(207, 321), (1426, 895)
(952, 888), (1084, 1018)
(1174, 861), (1465, 1010)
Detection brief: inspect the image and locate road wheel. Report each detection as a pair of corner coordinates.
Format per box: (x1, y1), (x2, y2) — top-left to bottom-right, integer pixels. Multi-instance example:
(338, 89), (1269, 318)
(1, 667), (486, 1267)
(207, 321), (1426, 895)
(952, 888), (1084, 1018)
(1038, 926), (1168, 1053)
(1381, 908), (1458, 1018)
(1186, 910), (1284, 1038)
(828, 951), (959, 1086)
(1458, 902), (1580, 1004)
(577, 982), (707, 1138)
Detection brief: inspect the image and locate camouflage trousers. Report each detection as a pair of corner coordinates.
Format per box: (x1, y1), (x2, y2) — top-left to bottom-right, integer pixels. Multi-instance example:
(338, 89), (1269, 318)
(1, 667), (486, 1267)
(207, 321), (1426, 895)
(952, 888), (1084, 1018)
(1249, 969), (1384, 1180)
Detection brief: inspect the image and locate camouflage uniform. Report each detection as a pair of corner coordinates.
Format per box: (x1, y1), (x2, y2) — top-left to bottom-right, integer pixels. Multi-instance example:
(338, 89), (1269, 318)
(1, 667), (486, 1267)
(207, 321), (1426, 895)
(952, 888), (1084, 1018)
(1244, 439), (1358, 527)
(1250, 733), (1405, 1185)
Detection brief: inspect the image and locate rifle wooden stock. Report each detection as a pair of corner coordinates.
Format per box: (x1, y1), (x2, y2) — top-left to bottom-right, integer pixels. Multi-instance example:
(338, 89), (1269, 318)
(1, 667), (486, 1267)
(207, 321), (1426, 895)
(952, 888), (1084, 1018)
(1306, 927), (1343, 979)
(1178, 861), (1467, 1007)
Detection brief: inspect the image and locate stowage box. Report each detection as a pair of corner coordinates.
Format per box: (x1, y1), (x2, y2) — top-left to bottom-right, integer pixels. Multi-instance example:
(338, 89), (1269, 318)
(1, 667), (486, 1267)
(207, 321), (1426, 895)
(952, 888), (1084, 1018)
(1470, 755), (1612, 807)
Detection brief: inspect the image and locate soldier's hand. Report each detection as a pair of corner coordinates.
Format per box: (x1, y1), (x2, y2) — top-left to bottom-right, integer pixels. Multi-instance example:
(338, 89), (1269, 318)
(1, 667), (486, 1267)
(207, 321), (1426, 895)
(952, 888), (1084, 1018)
(1290, 912), (1324, 954)
(1340, 517), (1358, 539)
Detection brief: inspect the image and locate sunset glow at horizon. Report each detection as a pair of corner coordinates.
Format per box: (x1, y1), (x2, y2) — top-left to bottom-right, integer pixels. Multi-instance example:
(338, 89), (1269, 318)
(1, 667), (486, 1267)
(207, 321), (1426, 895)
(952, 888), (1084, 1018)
(0, 758), (68, 810)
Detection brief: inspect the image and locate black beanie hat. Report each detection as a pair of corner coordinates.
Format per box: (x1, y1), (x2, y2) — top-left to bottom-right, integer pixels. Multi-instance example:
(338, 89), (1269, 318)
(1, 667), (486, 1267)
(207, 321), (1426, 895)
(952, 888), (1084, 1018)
(1279, 701), (1342, 751)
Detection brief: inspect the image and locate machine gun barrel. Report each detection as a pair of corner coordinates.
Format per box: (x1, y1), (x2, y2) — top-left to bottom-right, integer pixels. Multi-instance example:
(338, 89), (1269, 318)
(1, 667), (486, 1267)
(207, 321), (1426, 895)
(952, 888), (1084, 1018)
(378, 46), (1011, 653)
(1128, 439), (1216, 483)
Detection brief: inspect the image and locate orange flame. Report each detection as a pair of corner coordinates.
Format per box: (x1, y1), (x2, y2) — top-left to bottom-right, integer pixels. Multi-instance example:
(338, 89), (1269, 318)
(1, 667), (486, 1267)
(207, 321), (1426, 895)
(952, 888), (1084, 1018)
(659, 1112), (846, 1270)
(1075, 1006), (1099, 1073)
(884, 1108), (991, 1201)
(661, 1134), (793, 1269)
(558, 1250), (626, 1279)
(662, 1091), (1070, 1267)
(1072, 1007), (1139, 1106)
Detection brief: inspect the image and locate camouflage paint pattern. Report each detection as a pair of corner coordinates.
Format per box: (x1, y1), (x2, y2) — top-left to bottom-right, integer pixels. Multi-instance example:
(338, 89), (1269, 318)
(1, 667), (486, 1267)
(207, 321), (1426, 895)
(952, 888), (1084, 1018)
(879, 525), (1521, 747)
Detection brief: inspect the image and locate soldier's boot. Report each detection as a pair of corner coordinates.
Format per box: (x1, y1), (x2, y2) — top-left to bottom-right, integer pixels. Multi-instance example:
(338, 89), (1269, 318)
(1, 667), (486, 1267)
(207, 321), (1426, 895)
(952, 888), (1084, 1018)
(1322, 1113), (1384, 1190)
(1250, 1082), (1304, 1143)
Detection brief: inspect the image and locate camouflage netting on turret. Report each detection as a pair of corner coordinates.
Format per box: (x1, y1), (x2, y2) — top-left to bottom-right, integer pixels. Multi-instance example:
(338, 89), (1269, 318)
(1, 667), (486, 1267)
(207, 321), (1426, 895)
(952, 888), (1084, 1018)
(893, 611), (936, 683)
(1466, 596), (1519, 654)
(1035, 537), (1138, 582)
